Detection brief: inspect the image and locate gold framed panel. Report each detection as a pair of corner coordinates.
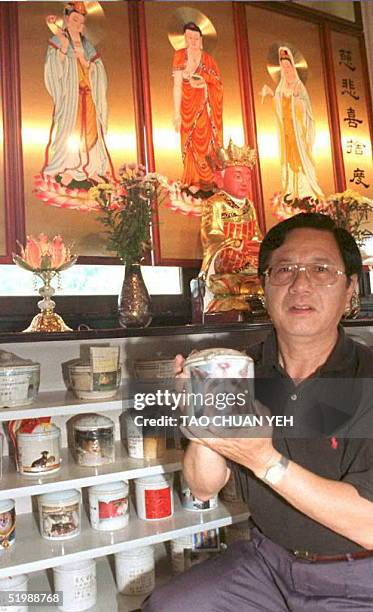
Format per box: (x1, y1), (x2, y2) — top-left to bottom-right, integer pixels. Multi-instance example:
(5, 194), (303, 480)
(0, 75), (5, 256)
(18, 2), (137, 257)
(331, 31), (373, 233)
(246, 4), (335, 230)
(294, 2), (356, 23)
(144, 1), (245, 263)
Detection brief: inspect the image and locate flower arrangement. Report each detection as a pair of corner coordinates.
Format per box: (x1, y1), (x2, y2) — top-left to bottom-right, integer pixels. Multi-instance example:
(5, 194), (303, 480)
(272, 189), (373, 246)
(13, 234), (77, 273)
(90, 164), (158, 266)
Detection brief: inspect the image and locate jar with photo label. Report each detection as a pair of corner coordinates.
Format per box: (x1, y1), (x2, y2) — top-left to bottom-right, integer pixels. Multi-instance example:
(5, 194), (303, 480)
(0, 499), (15, 549)
(73, 414), (114, 467)
(135, 473), (173, 520)
(88, 481), (129, 531)
(16, 422), (61, 476)
(38, 489), (81, 540)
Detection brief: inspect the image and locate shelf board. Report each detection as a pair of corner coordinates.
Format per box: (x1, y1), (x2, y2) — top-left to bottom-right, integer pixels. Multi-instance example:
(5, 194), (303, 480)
(0, 388), (133, 421)
(0, 444), (183, 500)
(28, 544), (170, 612)
(0, 498), (250, 578)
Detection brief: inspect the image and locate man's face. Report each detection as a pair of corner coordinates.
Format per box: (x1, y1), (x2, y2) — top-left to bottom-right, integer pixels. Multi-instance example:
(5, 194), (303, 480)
(185, 29), (202, 50)
(222, 166), (252, 199)
(264, 228), (357, 340)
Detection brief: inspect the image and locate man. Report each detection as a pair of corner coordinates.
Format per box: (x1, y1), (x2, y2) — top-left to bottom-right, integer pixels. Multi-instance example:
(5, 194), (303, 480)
(143, 213), (373, 611)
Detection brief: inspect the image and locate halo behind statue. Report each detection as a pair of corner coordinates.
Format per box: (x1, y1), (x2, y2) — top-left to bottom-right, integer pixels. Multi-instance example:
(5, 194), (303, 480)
(267, 42), (308, 84)
(168, 7), (217, 53)
(46, 2), (105, 45)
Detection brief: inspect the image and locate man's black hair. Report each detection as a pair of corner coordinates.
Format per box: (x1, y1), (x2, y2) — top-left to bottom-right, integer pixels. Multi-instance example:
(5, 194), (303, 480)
(258, 212), (362, 280)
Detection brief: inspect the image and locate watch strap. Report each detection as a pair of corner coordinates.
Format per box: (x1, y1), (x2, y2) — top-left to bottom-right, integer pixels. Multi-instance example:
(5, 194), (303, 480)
(262, 455), (289, 485)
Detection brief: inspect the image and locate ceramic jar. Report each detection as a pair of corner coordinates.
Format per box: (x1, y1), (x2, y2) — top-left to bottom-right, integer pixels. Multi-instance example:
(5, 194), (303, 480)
(0, 351), (40, 408)
(16, 423), (61, 476)
(0, 499), (15, 549)
(73, 415), (115, 467)
(38, 490), (81, 540)
(88, 481), (129, 531)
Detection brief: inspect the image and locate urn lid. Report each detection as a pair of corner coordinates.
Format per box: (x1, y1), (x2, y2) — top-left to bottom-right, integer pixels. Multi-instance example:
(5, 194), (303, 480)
(40, 489), (80, 505)
(89, 481), (129, 495)
(73, 413), (114, 431)
(54, 559), (95, 573)
(17, 422), (60, 438)
(0, 499), (15, 513)
(184, 348), (251, 367)
(0, 574), (27, 589)
(0, 350), (39, 370)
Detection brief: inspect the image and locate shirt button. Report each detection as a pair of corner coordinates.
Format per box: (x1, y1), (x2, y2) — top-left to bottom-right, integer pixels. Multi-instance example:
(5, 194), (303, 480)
(290, 393), (297, 401)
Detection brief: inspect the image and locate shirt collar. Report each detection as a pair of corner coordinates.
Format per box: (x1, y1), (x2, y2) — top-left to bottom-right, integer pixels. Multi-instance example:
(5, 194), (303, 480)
(261, 325), (355, 376)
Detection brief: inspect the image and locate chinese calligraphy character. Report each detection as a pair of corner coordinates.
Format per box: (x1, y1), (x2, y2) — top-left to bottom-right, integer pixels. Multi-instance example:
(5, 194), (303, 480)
(346, 139), (367, 155)
(341, 79), (359, 100)
(349, 168), (370, 189)
(339, 49), (356, 71)
(344, 107), (363, 128)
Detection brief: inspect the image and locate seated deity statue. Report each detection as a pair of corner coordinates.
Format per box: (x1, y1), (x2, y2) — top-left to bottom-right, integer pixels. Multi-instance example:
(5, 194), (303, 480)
(199, 140), (264, 314)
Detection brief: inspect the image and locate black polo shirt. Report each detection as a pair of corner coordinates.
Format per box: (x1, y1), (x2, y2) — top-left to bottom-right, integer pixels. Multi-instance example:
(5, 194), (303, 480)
(233, 327), (373, 554)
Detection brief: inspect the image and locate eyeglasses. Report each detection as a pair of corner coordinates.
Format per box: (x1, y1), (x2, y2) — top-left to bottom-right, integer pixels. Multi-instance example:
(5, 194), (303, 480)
(264, 263), (345, 286)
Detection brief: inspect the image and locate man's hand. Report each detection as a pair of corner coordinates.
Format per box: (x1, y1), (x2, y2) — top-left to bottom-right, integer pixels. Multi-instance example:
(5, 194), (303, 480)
(181, 399), (279, 478)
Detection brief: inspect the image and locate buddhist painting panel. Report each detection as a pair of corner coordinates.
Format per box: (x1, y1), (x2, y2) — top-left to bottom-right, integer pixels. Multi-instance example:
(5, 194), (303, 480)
(246, 5), (335, 230)
(18, 1), (137, 257)
(144, 1), (245, 263)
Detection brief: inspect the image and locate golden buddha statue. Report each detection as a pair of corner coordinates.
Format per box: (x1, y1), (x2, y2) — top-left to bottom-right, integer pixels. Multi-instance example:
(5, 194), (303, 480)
(199, 140), (264, 314)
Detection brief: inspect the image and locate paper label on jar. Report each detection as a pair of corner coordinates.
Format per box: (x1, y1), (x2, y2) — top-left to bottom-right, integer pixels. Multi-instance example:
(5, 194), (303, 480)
(0, 375), (29, 403)
(98, 497), (128, 521)
(92, 370), (118, 392)
(144, 487), (171, 519)
(55, 568), (96, 611)
(90, 347), (119, 373)
(121, 568), (154, 595)
(18, 437), (60, 473)
(0, 507), (15, 548)
(41, 502), (79, 539)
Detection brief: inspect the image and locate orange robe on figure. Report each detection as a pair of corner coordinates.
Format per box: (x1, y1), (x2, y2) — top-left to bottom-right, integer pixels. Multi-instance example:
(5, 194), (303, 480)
(173, 48), (223, 188)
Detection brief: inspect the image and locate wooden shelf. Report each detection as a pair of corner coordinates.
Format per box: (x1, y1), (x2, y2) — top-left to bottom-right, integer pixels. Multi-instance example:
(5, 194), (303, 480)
(0, 444), (183, 500)
(0, 498), (250, 578)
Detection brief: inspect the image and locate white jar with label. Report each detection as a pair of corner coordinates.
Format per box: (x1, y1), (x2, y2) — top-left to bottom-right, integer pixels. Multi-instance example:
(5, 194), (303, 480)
(88, 481), (129, 531)
(0, 350), (40, 408)
(114, 546), (155, 595)
(73, 414), (115, 467)
(0, 499), (15, 549)
(0, 574), (28, 612)
(135, 474), (173, 521)
(16, 423), (61, 476)
(124, 409), (166, 460)
(53, 559), (96, 612)
(38, 490), (80, 540)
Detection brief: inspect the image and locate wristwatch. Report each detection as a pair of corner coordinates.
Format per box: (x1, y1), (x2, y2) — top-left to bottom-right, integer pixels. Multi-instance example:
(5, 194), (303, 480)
(262, 455), (289, 485)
